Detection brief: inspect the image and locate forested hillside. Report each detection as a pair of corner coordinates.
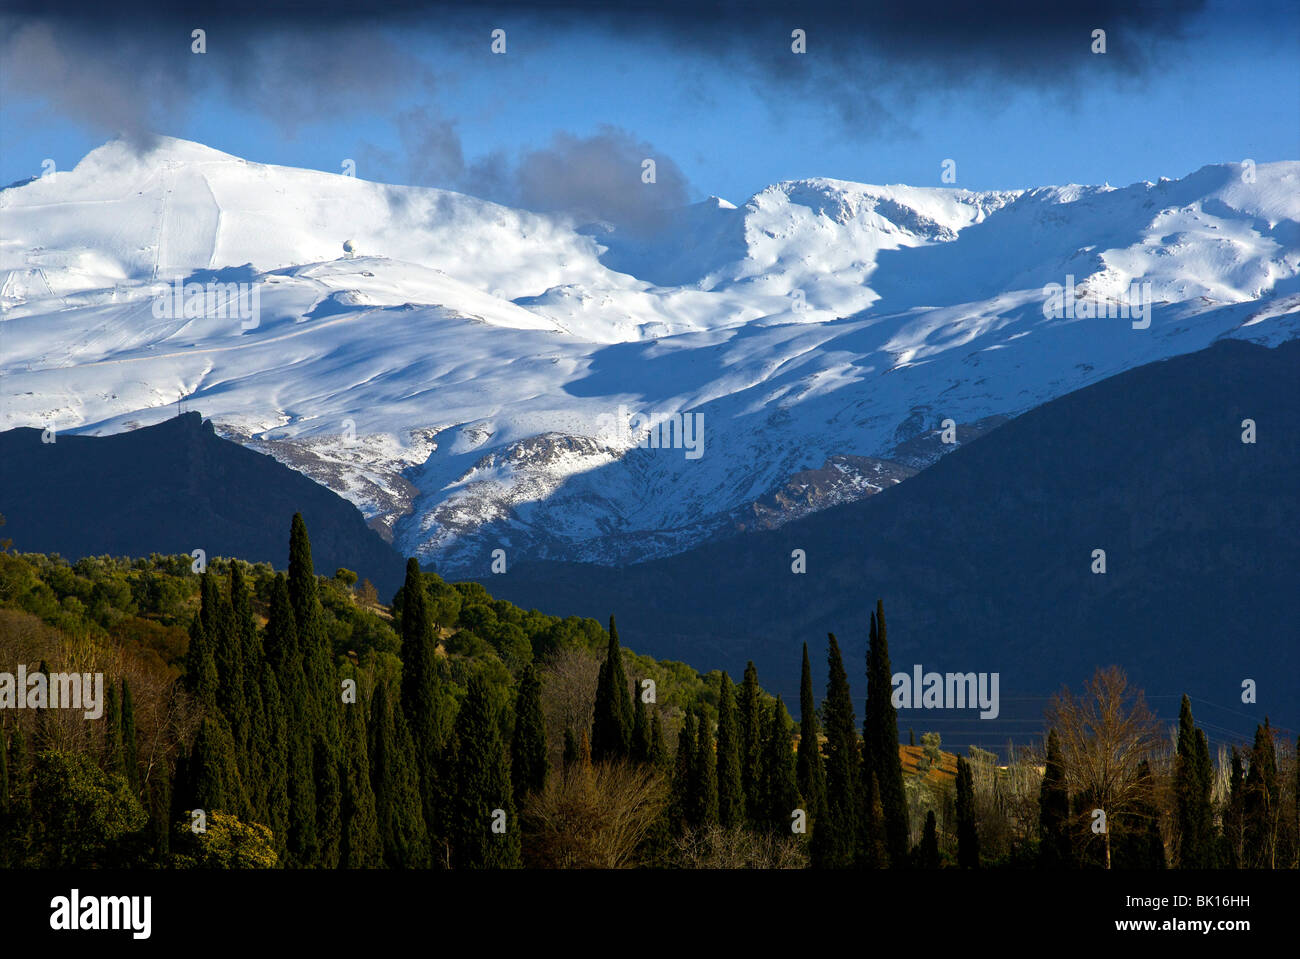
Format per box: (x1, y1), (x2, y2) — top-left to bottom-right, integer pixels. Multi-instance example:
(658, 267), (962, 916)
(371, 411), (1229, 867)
(0, 512), (1295, 870)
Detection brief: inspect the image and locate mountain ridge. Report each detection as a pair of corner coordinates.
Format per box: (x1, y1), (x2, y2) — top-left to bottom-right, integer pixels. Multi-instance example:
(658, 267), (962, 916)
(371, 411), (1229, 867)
(2, 136), (1297, 575)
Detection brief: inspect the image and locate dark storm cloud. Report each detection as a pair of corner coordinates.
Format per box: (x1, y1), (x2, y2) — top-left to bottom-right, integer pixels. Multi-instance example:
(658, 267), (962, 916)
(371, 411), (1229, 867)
(364, 114), (690, 235)
(5, 0), (1211, 132)
(2, 1), (1208, 222)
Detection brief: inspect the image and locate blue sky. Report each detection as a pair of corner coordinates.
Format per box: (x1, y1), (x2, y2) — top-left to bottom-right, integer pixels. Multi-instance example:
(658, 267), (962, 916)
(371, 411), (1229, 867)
(2, 0), (1297, 204)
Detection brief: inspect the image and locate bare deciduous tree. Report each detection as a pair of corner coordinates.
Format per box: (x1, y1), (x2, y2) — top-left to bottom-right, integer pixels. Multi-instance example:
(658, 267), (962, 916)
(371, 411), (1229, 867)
(538, 646), (600, 770)
(673, 824), (807, 869)
(521, 758), (666, 868)
(1045, 666), (1160, 868)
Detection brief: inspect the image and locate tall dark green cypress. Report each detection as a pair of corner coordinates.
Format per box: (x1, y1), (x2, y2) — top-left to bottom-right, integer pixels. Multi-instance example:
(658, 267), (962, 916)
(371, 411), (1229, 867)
(1224, 746), (1246, 868)
(448, 674), (520, 868)
(630, 680), (651, 764)
(591, 616), (633, 762)
(738, 661), (762, 822)
(757, 697), (800, 835)
(918, 809), (940, 869)
(1116, 759), (1166, 869)
(1174, 696), (1215, 868)
(1244, 718), (1279, 868)
(188, 717), (245, 816)
(796, 643), (827, 826)
(222, 563), (252, 768)
(266, 574), (317, 866)
(670, 711), (696, 830)
(103, 681), (123, 775)
(861, 769), (889, 868)
(1038, 728), (1072, 868)
(369, 679), (427, 868)
(287, 513), (319, 642)
(288, 515), (341, 868)
(649, 709), (667, 768)
(691, 706), (719, 828)
(398, 557), (442, 862)
(511, 664), (548, 806)
(716, 674), (744, 829)
(264, 574), (300, 679)
(956, 755), (979, 868)
(863, 601), (908, 867)
(232, 562), (266, 817)
(120, 679), (140, 795)
(812, 633), (860, 868)
(182, 573), (221, 709)
(258, 664), (290, 861)
(339, 679), (381, 868)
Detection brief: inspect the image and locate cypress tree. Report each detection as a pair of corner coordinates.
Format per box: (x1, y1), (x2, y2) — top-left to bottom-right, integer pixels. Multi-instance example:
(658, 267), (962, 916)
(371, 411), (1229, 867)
(264, 574), (300, 679)
(188, 717), (245, 816)
(864, 601), (909, 866)
(448, 675), (520, 868)
(670, 711), (696, 830)
(630, 680), (651, 764)
(649, 708), (667, 768)
(103, 681), (123, 775)
(313, 729), (342, 869)
(1038, 728), (1072, 868)
(232, 562), (267, 816)
(1194, 728), (1216, 866)
(6, 728), (30, 865)
(369, 679), (427, 868)
(287, 513), (319, 639)
(121, 679), (140, 795)
(398, 557), (442, 855)
(716, 673), (744, 829)
(757, 697), (800, 835)
(149, 763), (171, 864)
(511, 664), (548, 806)
(266, 573), (318, 866)
(796, 643), (827, 825)
(1117, 759), (1166, 869)
(956, 755), (979, 868)
(591, 615), (632, 762)
(738, 661), (762, 821)
(340, 680), (381, 868)
(182, 573), (221, 709)
(691, 706), (719, 828)
(220, 563), (251, 765)
(1175, 695), (1215, 868)
(812, 633), (860, 868)
(918, 809), (940, 868)
(1224, 747), (1245, 868)
(286, 734), (319, 866)
(259, 664), (291, 861)
(1244, 719), (1279, 868)
(861, 769), (889, 867)
(288, 515), (341, 868)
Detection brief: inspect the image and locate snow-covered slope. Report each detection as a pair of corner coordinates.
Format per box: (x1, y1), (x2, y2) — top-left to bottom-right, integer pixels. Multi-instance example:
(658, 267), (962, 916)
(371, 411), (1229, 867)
(2, 137), (1297, 574)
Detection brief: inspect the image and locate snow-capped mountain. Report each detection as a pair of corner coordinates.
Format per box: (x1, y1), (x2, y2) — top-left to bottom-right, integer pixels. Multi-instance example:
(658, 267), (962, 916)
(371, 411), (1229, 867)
(2, 137), (1297, 575)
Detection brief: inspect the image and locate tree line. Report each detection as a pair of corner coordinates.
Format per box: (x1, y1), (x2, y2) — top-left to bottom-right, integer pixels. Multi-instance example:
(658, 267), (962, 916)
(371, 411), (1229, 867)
(0, 514), (1296, 868)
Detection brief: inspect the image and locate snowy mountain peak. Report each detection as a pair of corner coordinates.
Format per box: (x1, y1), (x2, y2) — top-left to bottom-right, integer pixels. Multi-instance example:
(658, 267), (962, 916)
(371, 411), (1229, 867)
(2, 139), (1297, 573)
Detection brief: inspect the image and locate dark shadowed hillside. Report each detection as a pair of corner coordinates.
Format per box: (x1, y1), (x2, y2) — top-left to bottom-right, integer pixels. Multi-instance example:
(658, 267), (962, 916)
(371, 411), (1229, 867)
(0, 412), (406, 596)
(492, 338), (1300, 741)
